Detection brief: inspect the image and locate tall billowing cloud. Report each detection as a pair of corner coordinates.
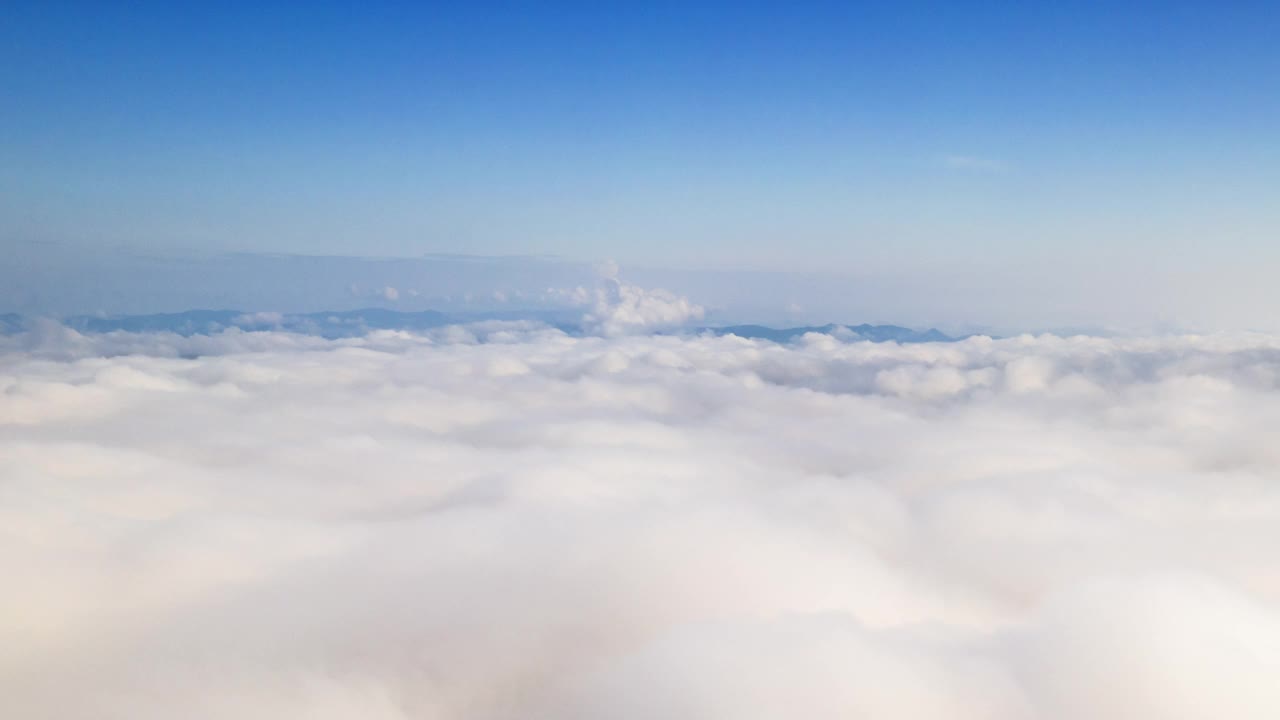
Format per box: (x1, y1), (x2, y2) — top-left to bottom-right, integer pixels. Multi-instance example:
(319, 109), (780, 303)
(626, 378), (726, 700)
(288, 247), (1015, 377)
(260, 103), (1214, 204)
(579, 265), (704, 336)
(5, 326), (1280, 718)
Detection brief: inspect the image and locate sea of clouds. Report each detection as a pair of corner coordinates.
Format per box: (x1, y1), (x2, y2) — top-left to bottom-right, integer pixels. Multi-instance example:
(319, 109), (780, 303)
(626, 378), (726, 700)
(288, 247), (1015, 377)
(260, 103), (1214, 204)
(7, 317), (1280, 718)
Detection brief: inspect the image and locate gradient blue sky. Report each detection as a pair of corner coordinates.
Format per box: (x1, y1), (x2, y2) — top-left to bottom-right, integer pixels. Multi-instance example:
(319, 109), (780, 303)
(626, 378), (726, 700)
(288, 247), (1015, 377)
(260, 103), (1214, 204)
(2, 1), (1279, 329)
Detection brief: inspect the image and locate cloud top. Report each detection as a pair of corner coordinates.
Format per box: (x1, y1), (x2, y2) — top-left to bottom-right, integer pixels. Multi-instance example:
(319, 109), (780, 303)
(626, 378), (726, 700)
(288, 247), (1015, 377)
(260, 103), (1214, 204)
(581, 276), (705, 336)
(5, 326), (1280, 718)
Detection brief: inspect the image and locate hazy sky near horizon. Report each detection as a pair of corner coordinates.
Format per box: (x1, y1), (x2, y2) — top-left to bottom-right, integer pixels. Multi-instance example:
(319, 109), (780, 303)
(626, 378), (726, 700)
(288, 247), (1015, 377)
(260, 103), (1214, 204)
(2, 1), (1279, 329)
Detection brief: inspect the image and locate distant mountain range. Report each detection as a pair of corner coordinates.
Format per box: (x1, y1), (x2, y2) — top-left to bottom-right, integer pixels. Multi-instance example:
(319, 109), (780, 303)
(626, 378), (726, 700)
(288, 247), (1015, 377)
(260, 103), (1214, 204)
(64, 309), (457, 337)
(0, 309), (956, 343)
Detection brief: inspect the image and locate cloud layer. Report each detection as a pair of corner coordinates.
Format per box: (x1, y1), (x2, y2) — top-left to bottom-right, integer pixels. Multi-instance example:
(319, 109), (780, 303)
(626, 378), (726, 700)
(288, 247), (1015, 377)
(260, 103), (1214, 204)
(6, 325), (1280, 718)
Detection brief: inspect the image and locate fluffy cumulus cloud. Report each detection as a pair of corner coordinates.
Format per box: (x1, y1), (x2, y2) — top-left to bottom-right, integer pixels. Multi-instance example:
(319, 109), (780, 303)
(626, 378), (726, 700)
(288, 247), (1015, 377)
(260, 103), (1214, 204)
(232, 311), (285, 328)
(538, 265), (703, 335)
(581, 276), (704, 336)
(7, 324), (1280, 718)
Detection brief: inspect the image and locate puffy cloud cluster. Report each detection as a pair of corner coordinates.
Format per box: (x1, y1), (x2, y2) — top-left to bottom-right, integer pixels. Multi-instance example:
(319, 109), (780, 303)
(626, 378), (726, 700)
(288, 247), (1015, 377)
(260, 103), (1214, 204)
(6, 325), (1280, 718)
(581, 275), (705, 336)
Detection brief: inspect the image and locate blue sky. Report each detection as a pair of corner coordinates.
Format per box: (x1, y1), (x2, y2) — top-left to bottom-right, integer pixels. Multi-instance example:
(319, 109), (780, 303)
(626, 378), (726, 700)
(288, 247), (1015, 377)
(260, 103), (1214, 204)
(2, 1), (1278, 329)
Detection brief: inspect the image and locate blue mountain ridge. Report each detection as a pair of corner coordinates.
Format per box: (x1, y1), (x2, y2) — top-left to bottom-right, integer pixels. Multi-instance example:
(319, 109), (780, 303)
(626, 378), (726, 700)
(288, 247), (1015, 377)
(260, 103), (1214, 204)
(0, 310), (956, 343)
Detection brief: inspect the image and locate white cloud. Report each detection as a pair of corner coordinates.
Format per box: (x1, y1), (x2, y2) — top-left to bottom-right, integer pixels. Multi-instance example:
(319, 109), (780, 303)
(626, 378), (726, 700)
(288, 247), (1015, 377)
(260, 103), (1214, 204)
(232, 311), (284, 328)
(6, 326), (1280, 717)
(542, 286), (592, 305)
(595, 259), (621, 279)
(539, 271), (704, 335)
(581, 276), (705, 336)
(382, 286), (400, 301)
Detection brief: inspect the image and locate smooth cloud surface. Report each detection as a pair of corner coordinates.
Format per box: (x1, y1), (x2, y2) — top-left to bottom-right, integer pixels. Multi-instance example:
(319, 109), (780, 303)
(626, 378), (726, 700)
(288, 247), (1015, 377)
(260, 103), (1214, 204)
(6, 325), (1280, 718)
